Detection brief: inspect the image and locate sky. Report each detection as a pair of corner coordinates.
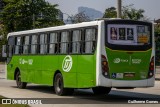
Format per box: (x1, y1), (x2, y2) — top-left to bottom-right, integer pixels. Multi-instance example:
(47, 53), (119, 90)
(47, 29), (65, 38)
(47, 0), (160, 21)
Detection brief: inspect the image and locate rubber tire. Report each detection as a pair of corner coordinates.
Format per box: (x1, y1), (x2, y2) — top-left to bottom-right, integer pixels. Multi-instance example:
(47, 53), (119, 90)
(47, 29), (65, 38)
(92, 87), (111, 95)
(16, 71), (27, 89)
(54, 73), (74, 96)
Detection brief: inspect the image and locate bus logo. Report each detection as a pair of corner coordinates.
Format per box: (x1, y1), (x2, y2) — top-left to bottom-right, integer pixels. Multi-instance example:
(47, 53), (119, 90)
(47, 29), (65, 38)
(62, 55), (73, 72)
(113, 58), (121, 63)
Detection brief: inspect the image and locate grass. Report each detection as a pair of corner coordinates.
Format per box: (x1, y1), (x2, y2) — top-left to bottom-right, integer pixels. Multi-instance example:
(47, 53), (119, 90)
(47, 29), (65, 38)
(0, 95), (30, 107)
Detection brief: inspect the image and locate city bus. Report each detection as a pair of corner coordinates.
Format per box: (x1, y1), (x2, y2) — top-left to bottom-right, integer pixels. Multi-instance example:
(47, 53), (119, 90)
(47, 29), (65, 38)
(2, 19), (155, 96)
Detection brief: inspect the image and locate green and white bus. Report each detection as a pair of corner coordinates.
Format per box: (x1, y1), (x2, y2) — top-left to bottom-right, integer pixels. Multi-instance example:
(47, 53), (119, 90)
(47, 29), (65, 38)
(2, 19), (155, 96)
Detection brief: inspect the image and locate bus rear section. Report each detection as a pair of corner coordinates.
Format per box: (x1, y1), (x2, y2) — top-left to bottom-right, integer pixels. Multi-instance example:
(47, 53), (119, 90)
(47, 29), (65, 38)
(98, 20), (155, 88)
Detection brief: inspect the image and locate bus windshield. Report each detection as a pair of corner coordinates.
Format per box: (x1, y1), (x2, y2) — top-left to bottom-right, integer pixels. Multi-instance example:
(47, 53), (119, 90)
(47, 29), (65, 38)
(107, 24), (151, 46)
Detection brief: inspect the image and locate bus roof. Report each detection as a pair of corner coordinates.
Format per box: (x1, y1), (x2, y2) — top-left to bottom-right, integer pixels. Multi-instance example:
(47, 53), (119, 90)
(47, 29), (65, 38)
(7, 19), (152, 38)
(7, 20), (100, 38)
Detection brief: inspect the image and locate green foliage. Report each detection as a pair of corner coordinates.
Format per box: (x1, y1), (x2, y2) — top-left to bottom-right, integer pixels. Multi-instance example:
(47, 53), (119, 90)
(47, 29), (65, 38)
(155, 37), (160, 65)
(103, 4), (146, 20)
(0, 0), (64, 33)
(155, 25), (160, 65)
(122, 4), (145, 20)
(0, 24), (7, 62)
(103, 7), (117, 18)
(0, 0), (64, 62)
(155, 25), (160, 35)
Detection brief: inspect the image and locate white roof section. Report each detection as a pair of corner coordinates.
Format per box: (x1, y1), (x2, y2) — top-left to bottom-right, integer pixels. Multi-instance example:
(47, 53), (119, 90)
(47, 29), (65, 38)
(7, 21), (100, 38)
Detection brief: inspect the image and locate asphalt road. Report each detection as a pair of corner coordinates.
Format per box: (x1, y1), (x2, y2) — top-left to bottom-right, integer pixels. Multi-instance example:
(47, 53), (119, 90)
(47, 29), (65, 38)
(0, 64), (160, 107)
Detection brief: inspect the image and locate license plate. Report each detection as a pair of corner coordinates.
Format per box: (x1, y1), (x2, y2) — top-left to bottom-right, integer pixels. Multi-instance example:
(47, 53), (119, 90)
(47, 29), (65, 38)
(124, 73), (135, 77)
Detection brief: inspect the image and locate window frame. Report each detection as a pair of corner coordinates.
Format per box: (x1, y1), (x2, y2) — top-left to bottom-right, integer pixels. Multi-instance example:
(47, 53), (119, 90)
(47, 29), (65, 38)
(8, 25), (98, 56)
(23, 35), (30, 55)
(39, 33), (48, 55)
(14, 36), (23, 55)
(7, 36), (15, 57)
(48, 32), (59, 55)
(82, 27), (98, 55)
(30, 34), (39, 55)
(59, 30), (71, 55)
(70, 29), (83, 54)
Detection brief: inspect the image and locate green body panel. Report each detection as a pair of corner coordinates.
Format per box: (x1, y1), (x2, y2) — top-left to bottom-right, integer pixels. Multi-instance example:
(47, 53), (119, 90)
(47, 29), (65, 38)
(28, 56), (42, 83)
(106, 48), (152, 80)
(7, 47), (152, 88)
(7, 54), (96, 88)
(77, 55), (95, 88)
(41, 55), (59, 85)
(7, 59), (15, 80)
(59, 55), (77, 88)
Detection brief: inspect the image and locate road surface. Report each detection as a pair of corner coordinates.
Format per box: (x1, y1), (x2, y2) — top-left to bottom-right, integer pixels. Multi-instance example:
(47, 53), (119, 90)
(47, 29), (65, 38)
(0, 64), (160, 107)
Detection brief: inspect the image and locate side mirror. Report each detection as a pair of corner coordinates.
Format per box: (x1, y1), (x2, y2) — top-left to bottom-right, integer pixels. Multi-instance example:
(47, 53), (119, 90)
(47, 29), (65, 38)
(2, 45), (7, 57)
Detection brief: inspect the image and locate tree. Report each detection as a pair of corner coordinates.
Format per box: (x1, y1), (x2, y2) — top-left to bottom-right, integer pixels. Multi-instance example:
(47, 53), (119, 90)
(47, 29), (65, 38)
(154, 21), (160, 65)
(103, 7), (117, 18)
(0, 0), (5, 11)
(67, 12), (91, 24)
(103, 4), (146, 20)
(155, 23), (160, 35)
(0, 24), (7, 62)
(0, 0), (64, 33)
(122, 4), (145, 20)
(0, 0), (64, 62)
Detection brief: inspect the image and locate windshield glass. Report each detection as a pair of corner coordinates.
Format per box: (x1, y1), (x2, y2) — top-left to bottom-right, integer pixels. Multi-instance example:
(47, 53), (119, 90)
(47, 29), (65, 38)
(107, 24), (151, 45)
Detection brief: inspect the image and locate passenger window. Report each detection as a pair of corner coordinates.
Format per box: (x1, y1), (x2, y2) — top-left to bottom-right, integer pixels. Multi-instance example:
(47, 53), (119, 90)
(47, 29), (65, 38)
(15, 37), (21, 54)
(49, 33), (58, 54)
(71, 30), (81, 53)
(84, 28), (96, 53)
(8, 37), (14, 57)
(31, 35), (38, 54)
(23, 36), (30, 54)
(8, 37), (15, 45)
(40, 34), (48, 54)
(60, 32), (69, 54)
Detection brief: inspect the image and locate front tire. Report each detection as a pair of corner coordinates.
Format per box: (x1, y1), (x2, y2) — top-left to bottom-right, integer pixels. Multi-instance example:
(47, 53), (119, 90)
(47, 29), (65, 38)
(16, 71), (27, 89)
(92, 87), (111, 95)
(54, 73), (74, 96)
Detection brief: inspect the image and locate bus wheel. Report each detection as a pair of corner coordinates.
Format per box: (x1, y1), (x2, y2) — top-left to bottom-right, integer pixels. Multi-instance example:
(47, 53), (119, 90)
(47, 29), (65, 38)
(16, 71), (27, 89)
(92, 87), (111, 95)
(54, 73), (74, 96)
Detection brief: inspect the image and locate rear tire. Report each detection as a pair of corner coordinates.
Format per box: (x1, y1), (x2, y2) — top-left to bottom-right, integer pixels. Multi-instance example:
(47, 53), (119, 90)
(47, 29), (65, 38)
(16, 71), (27, 89)
(92, 87), (111, 95)
(54, 73), (74, 96)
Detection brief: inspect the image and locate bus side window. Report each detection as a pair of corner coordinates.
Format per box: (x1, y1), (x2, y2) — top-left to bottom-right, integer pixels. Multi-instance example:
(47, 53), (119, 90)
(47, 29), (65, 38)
(8, 37), (15, 57)
(15, 37), (21, 55)
(23, 36), (30, 54)
(31, 35), (38, 54)
(71, 30), (81, 54)
(60, 31), (69, 54)
(49, 33), (58, 54)
(84, 28), (96, 54)
(40, 34), (48, 54)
